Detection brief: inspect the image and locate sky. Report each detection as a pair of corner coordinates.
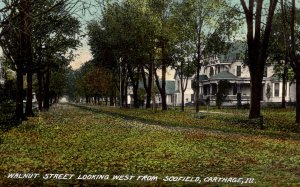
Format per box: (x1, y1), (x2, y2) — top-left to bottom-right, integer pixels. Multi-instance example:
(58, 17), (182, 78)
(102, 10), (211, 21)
(70, 37), (93, 70)
(70, 2), (101, 70)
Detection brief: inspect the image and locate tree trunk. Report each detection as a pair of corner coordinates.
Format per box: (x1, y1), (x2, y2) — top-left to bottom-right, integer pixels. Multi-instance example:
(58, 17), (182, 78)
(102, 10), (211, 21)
(179, 61), (190, 112)
(15, 66), (24, 120)
(141, 64), (152, 109)
(120, 66), (127, 107)
(249, 74), (263, 119)
(281, 60), (287, 108)
(49, 96), (53, 106)
(124, 80), (128, 107)
(161, 61), (167, 110)
(133, 84), (139, 108)
(295, 64), (300, 124)
(296, 76), (300, 124)
(290, 0), (300, 125)
(146, 88), (152, 108)
(152, 67), (156, 111)
(37, 71), (43, 111)
(24, 0), (33, 117)
(128, 65), (140, 108)
(195, 28), (202, 113)
(181, 91), (185, 112)
(241, 0), (278, 121)
(195, 63), (200, 112)
(25, 70), (34, 117)
(120, 76), (124, 107)
(110, 92), (114, 106)
(43, 68), (50, 110)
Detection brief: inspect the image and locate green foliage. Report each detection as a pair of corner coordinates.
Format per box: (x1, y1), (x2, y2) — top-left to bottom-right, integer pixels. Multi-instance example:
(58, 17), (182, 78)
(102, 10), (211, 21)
(0, 102), (19, 131)
(0, 79), (16, 104)
(69, 62), (115, 102)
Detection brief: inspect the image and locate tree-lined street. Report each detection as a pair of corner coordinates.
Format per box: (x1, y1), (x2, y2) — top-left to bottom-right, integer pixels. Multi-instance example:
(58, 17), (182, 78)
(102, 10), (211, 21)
(1, 0), (300, 186)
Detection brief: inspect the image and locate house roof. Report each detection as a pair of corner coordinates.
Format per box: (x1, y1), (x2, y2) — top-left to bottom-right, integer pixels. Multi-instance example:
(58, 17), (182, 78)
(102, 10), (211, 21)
(199, 75), (208, 81)
(131, 79), (177, 94)
(218, 41), (247, 62)
(210, 71), (237, 80)
(267, 74), (281, 82)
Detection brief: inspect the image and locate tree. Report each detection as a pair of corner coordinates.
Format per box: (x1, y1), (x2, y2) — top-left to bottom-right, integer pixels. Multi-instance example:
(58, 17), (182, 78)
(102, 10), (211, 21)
(266, 83), (272, 101)
(289, 0), (300, 123)
(70, 61), (115, 105)
(268, 3), (297, 108)
(0, 0), (83, 120)
(240, 0), (278, 119)
(0, 0), (32, 120)
(31, 0), (81, 110)
(172, 44), (194, 111)
(88, 1), (163, 109)
(172, 0), (240, 113)
(0, 57), (16, 104)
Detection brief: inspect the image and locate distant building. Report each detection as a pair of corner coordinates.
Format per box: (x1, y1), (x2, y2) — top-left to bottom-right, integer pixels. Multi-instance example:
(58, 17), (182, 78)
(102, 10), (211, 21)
(127, 80), (179, 107)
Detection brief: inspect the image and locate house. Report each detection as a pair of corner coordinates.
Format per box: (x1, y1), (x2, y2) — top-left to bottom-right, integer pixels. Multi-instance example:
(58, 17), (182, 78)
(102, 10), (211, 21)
(173, 44), (296, 106)
(126, 43), (296, 107)
(127, 80), (179, 107)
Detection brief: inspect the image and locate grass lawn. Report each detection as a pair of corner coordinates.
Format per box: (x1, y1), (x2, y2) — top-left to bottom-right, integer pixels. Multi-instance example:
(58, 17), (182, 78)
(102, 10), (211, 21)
(0, 104), (299, 186)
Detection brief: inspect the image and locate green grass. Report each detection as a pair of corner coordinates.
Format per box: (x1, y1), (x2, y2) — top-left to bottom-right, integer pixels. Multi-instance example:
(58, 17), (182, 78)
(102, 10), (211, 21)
(1, 104), (299, 186)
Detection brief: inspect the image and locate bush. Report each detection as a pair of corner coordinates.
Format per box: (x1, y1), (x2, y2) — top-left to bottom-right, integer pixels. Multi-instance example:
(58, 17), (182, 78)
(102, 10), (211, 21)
(0, 102), (19, 131)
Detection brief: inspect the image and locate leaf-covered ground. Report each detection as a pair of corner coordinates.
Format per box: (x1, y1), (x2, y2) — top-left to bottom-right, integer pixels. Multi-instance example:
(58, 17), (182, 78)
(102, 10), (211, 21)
(0, 104), (299, 186)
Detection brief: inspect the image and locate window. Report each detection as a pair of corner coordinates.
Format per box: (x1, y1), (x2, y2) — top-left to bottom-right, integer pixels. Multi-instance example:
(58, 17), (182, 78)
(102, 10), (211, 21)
(218, 66), (220, 73)
(191, 94), (194, 102)
(236, 66), (241, 77)
(274, 83), (279, 97)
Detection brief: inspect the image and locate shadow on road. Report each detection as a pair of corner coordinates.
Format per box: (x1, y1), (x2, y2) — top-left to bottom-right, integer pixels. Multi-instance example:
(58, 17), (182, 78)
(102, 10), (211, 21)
(69, 103), (300, 141)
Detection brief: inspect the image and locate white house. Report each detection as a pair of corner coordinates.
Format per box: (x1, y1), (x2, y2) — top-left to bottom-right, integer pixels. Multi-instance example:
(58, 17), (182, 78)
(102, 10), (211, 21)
(127, 80), (179, 107)
(173, 51), (296, 106)
(126, 43), (296, 107)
